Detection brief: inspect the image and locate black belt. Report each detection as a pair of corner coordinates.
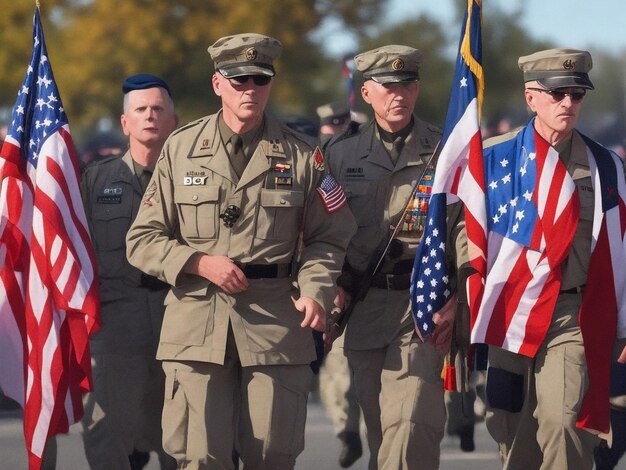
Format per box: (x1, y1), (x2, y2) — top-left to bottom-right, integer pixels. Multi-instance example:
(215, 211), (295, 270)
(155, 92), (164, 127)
(560, 285), (585, 295)
(370, 272), (411, 291)
(140, 273), (170, 291)
(241, 263), (292, 279)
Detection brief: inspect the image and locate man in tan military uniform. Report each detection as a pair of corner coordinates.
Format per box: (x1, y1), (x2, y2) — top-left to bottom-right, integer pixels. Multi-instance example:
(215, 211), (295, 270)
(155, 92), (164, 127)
(80, 74), (178, 470)
(125, 33), (356, 469)
(481, 48), (626, 470)
(325, 45), (464, 470)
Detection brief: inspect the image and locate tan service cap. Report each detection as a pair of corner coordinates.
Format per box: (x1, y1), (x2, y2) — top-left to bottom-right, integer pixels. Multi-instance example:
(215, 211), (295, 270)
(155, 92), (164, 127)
(208, 33), (282, 78)
(354, 45), (422, 84)
(518, 48), (594, 90)
(316, 101), (351, 125)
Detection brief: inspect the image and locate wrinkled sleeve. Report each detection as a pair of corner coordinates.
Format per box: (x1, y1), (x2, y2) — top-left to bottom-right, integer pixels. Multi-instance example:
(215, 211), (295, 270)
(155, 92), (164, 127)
(297, 156), (356, 312)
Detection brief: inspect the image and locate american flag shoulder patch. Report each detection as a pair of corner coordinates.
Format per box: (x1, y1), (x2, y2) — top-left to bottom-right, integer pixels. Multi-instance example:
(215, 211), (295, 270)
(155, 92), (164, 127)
(316, 174), (347, 213)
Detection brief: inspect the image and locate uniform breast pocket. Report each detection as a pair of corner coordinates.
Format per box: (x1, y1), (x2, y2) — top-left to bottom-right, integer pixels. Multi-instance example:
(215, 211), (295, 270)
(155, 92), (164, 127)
(256, 189), (304, 240)
(577, 179), (594, 222)
(175, 185), (220, 240)
(91, 202), (133, 251)
(346, 182), (379, 228)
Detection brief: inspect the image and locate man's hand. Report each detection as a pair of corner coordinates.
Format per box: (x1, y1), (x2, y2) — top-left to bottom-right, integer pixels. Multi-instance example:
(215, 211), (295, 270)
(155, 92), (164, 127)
(184, 254), (248, 294)
(430, 295), (457, 351)
(618, 343), (626, 364)
(323, 288), (349, 353)
(292, 296), (325, 332)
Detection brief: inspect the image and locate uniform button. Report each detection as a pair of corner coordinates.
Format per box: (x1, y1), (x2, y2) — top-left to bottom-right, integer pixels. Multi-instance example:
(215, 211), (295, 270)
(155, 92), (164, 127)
(280, 199), (286, 205)
(192, 195), (198, 201)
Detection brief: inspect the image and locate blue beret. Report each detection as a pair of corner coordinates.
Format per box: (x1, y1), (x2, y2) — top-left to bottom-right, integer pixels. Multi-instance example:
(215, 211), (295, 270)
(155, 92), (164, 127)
(122, 73), (171, 96)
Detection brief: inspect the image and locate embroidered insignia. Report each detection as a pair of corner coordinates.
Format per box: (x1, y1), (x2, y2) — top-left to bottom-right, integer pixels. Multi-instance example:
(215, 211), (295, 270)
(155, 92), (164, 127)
(392, 58), (405, 71)
(316, 174), (347, 213)
(183, 176), (208, 186)
(245, 47), (257, 61)
(345, 167), (365, 178)
(143, 181), (158, 206)
(313, 146), (325, 172)
(97, 186), (123, 204)
(201, 138), (210, 149)
(271, 162), (293, 186)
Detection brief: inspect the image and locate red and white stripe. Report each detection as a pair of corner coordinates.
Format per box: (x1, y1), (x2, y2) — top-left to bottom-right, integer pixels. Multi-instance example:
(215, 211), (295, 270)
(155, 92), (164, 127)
(0, 128), (99, 468)
(468, 132), (579, 358)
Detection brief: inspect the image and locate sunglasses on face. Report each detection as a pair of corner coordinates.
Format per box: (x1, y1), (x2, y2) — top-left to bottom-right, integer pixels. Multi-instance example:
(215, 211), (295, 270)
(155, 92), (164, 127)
(225, 74), (272, 86)
(527, 87), (586, 103)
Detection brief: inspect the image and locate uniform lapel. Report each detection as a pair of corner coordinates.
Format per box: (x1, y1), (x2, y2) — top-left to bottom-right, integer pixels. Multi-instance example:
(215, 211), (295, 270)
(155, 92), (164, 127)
(188, 115), (237, 184)
(236, 116), (287, 190)
(118, 151), (142, 195)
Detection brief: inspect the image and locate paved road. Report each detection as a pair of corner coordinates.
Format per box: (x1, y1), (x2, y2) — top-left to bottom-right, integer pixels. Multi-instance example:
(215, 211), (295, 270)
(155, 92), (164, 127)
(1, 396), (502, 470)
(2, 399), (624, 469)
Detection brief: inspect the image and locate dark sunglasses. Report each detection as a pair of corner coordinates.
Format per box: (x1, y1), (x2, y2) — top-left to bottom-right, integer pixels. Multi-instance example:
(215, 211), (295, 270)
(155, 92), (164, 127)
(527, 87), (586, 103)
(226, 74), (272, 86)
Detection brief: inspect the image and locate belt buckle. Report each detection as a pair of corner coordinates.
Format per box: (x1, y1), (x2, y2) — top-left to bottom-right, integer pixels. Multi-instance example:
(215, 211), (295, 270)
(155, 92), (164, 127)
(386, 274), (394, 290)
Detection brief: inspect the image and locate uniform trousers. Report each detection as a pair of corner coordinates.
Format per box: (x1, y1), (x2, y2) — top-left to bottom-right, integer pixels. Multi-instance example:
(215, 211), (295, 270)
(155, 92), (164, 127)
(82, 286), (173, 470)
(161, 327), (313, 470)
(485, 294), (599, 470)
(82, 353), (167, 470)
(346, 327), (447, 470)
(319, 333), (361, 437)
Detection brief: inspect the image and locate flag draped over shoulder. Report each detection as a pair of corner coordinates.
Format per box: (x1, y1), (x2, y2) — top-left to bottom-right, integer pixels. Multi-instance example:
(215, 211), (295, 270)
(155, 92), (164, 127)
(410, 0), (484, 340)
(0, 8), (100, 469)
(469, 121), (580, 357)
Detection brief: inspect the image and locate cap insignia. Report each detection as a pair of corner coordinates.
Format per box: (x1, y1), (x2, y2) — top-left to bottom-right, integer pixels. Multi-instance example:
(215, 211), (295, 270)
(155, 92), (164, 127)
(245, 47), (257, 61)
(563, 59), (575, 70)
(391, 58), (405, 71)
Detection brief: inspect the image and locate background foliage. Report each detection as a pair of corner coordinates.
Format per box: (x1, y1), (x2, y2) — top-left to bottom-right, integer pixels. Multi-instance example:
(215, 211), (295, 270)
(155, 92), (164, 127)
(0, 0), (624, 151)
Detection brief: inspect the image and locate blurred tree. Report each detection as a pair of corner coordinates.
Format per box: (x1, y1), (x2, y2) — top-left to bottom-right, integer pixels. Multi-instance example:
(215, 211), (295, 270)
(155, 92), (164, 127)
(0, 0), (386, 145)
(0, 0), (623, 148)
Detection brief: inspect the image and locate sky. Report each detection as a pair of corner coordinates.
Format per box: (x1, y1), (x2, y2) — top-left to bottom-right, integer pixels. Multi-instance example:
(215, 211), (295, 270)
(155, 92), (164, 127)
(321, 0), (626, 58)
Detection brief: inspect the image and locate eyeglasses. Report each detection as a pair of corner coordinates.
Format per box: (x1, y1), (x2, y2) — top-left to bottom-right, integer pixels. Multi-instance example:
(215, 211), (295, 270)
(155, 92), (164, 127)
(526, 87), (586, 103)
(223, 74), (272, 86)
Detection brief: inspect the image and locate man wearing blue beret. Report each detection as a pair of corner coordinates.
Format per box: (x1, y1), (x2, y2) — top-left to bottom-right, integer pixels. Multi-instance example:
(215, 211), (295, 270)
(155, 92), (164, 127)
(80, 73), (178, 470)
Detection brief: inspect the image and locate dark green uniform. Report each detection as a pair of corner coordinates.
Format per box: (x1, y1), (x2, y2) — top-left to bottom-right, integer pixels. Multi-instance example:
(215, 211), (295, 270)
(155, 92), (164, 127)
(80, 151), (171, 470)
(326, 117), (464, 469)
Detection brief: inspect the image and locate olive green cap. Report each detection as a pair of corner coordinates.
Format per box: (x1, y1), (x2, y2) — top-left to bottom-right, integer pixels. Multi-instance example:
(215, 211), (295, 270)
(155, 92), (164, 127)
(518, 48), (594, 90)
(316, 101), (351, 125)
(208, 33), (282, 78)
(354, 45), (422, 84)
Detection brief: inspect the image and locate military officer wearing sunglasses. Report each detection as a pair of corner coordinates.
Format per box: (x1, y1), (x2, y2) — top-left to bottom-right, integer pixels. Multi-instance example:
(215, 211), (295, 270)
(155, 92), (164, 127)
(481, 48), (626, 470)
(126, 33), (356, 468)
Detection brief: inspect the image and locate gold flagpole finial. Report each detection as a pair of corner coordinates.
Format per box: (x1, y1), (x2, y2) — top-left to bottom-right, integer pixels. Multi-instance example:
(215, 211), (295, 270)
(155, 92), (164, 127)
(36, 0), (40, 8)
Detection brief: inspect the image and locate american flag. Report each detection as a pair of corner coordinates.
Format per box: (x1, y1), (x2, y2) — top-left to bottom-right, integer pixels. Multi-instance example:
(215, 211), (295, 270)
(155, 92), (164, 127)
(469, 123), (580, 357)
(317, 173), (347, 214)
(342, 54), (356, 110)
(410, 0), (484, 340)
(574, 136), (626, 435)
(0, 8), (100, 469)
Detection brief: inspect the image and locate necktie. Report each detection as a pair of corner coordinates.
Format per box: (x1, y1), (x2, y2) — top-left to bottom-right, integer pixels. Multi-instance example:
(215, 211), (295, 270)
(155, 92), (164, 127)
(389, 136), (404, 164)
(138, 170), (152, 192)
(229, 134), (246, 178)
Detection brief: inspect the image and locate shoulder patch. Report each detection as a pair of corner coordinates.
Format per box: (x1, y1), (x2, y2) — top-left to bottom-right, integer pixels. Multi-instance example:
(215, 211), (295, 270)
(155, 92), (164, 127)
(313, 147), (325, 171)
